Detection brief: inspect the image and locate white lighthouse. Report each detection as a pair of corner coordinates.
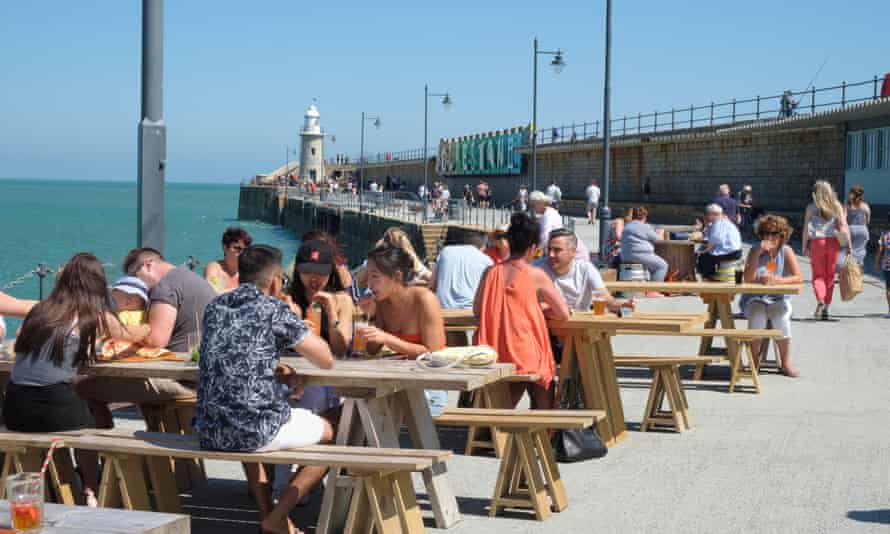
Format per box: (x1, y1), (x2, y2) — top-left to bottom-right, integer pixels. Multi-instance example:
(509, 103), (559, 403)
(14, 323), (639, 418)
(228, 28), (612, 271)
(299, 102), (324, 183)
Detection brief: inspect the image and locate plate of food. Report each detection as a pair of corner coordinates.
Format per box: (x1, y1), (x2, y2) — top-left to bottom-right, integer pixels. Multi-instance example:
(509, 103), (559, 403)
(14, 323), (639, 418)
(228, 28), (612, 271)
(416, 352), (460, 370)
(416, 346), (498, 370)
(100, 339), (179, 362)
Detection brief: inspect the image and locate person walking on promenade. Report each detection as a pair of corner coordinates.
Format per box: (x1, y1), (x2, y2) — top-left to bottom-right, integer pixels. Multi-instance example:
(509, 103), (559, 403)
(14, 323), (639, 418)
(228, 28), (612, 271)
(713, 184), (740, 225)
(620, 206), (669, 283)
(463, 184), (474, 207)
(802, 180), (852, 320)
(738, 185), (754, 231)
(740, 215), (803, 377)
(516, 185), (529, 213)
(845, 185), (870, 265)
(546, 180), (562, 210)
(204, 227), (253, 294)
(586, 180), (601, 224)
(874, 213), (890, 318)
(473, 212), (569, 409)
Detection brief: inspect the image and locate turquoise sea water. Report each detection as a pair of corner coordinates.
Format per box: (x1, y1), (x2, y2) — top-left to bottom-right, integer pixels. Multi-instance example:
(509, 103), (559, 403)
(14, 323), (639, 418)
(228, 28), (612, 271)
(0, 178), (299, 327)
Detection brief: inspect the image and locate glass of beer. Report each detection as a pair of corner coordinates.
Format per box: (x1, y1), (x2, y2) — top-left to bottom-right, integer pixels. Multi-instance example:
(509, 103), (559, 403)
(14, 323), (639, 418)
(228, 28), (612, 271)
(7, 473), (43, 532)
(592, 290), (608, 316)
(353, 315), (369, 355)
(306, 303), (323, 336)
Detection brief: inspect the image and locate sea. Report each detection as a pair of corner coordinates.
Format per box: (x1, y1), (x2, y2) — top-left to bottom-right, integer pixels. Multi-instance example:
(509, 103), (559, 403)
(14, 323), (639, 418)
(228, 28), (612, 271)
(0, 178), (299, 330)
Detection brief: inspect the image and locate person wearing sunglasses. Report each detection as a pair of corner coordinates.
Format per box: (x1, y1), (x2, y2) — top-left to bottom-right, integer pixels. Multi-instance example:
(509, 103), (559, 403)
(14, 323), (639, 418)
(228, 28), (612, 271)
(204, 227), (253, 294)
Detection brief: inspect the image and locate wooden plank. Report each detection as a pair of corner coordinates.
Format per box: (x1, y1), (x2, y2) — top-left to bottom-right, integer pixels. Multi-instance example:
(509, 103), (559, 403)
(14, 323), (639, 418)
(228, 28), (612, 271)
(614, 356), (724, 366)
(434, 414), (595, 429)
(615, 328), (783, 338)
(605, 281), (802, 295)
(440, 408), (605, 421)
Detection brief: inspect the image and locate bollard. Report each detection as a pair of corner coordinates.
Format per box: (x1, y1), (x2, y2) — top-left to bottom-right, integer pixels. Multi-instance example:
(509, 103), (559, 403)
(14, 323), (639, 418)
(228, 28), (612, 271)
(34, 263), (52, 301)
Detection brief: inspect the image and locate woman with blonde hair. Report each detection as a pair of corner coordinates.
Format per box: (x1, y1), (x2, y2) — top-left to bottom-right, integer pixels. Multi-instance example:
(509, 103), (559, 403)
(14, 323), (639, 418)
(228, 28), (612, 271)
(741, 215), (803, 376)
(355, 227), (433, 288)
(802, 180), (851, 320)
(845, 185), (870, 265)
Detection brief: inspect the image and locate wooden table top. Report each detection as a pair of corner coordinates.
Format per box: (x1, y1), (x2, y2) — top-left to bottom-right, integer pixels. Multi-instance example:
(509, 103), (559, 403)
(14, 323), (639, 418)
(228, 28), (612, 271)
(0, 356), (514, 394)
(442, 308), (704, 333)
(0, 500), (188, 534)
(605, 281), (803, 296)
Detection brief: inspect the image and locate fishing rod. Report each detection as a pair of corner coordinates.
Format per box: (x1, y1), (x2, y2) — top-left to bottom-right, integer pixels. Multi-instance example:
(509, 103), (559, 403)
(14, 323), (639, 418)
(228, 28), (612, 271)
(802, 56), (830, 92)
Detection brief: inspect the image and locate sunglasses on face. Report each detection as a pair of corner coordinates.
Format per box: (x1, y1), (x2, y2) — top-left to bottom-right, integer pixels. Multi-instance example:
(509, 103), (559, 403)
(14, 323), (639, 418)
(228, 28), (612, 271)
(229, 244), (246, 253)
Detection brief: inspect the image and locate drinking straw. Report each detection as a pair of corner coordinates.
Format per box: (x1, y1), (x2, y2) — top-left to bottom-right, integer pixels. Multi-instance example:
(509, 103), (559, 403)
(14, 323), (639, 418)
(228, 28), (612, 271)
(39, 439), (62, 480)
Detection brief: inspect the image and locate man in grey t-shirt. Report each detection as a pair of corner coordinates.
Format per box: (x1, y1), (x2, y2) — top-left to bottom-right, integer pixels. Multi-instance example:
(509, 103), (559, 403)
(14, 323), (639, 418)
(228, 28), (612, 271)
(76, 248), (215, 429)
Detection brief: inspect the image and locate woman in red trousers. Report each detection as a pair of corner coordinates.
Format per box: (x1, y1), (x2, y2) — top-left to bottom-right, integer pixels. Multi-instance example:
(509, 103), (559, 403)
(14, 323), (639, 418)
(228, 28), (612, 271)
(801, 180), (851, 320)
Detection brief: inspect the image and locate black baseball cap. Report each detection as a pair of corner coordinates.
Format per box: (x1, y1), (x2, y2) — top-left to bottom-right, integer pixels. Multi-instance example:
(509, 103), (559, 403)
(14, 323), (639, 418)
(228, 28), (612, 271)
(295, 240), (334, 275)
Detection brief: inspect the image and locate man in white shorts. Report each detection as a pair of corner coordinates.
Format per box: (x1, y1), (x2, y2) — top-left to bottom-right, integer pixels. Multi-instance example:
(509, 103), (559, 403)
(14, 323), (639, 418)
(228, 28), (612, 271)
(585, 180), (601, 224)
(193, 245), (335, 534)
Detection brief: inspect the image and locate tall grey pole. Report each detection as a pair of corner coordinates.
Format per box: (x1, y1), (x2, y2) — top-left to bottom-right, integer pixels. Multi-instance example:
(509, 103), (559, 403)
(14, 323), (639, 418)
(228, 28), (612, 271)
(137, 0), (166, 252)
(359, 111), (365, 210)
(598, 0), (613, 260)
(423, 84), (429, 223)
(531, 37), (538, 192)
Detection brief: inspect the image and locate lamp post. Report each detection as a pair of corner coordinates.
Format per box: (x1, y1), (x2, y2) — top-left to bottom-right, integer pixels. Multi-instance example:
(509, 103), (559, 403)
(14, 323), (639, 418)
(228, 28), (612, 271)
(137, 0), (165, 252)
(598, 0), (613, 260)
(531, 37), (566, 192)
(359, 112), (381, 211)
(423, 84), (453, 222)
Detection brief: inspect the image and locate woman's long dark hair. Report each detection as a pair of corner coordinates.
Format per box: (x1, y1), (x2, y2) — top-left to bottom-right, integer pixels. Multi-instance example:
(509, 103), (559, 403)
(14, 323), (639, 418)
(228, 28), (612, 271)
(366, 244), (414, 285)
(15, 253), (112, 367)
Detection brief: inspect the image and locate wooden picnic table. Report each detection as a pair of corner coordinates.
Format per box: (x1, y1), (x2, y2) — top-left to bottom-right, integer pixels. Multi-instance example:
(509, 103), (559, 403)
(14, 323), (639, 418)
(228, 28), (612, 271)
(605, 281), (801, 357)
(0, 500), (189, 533)
(441, 309), (705, 447)
(0, 354), (512, 531)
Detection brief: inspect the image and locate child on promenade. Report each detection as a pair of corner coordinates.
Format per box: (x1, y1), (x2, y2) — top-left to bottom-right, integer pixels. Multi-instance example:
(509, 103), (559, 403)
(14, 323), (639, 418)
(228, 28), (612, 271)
(874, 213), (890, 318)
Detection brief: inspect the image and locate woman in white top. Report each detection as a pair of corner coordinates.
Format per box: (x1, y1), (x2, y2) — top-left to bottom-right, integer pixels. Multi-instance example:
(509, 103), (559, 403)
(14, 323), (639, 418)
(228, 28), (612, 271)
(845, 185), (870, 266)
(801, 180), (851, 320)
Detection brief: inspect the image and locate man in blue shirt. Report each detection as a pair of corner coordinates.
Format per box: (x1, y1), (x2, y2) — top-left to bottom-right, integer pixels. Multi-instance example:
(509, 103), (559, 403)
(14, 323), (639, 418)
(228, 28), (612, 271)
(697, 204), (743, 280)
(194, 244), (334, 534)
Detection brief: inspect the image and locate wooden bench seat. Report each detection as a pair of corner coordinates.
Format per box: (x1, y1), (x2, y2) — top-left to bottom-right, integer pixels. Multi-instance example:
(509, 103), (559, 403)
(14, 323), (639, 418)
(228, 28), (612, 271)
(138, 396), (205, 492)
(0, 430), (449, 534)
(614, 356), (722, 432)
(614, 328), (783, 393)
(457, 374), (539, 458)
(435, 408), (604, 521)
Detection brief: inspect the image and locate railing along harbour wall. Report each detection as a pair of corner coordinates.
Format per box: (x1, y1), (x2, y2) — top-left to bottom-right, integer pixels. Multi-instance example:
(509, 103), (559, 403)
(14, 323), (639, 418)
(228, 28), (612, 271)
(333, 74), (888, 163)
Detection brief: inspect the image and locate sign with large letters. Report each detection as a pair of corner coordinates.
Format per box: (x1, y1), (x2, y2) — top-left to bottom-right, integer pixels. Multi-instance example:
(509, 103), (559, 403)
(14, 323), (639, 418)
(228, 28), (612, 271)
(436, 127), (528, 176)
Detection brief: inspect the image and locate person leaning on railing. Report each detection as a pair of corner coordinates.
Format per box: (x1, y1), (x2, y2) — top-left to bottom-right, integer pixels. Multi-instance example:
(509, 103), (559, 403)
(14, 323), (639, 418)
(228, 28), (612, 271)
(739, 215), (803, 377)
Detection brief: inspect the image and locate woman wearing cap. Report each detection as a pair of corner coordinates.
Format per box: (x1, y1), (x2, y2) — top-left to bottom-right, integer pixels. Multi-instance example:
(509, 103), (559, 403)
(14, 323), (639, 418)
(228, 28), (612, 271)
(204, 227), (253, 293)
(289, 240), (353, 359)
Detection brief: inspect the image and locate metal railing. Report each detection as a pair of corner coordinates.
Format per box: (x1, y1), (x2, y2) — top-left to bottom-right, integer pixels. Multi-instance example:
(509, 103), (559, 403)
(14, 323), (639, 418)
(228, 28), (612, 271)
(336, 74), (888, 161)
(286, 190), (575, 232)
(534, 74), (888, 145)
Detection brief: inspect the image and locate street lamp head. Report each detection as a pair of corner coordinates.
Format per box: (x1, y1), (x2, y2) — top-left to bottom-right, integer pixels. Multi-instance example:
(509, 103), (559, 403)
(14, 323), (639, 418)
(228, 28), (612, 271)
(441, 93), (453, 111)
(551, 50), (566, 74)
(373, 117), (382, 129)
(330, 135), (336, 143)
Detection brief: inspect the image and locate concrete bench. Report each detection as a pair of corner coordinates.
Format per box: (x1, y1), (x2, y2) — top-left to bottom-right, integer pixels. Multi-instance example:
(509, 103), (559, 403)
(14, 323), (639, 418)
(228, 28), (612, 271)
(435, 408), (604, 521)
(614, 328), (784, 393)
(614, 356), (723, 432)
(0, 429), (449, 534)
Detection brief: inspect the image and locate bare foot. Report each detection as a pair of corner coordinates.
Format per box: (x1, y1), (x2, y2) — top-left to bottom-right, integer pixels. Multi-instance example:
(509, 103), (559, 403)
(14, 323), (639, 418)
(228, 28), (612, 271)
(781, 366), (800, 378)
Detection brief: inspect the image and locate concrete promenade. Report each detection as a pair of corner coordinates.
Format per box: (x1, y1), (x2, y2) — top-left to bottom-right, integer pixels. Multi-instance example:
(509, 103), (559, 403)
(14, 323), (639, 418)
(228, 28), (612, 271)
(115, 257), (889, 533)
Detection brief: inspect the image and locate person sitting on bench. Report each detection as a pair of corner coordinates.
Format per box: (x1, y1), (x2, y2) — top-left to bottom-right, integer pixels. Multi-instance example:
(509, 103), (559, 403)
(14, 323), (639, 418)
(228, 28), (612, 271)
(697, 204), (742, 280)
(193, 244), (335, 534)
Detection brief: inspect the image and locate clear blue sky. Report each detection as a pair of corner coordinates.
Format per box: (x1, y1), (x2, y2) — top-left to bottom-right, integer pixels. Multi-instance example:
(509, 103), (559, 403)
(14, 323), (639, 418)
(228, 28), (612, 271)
(1, 1), (887, 183)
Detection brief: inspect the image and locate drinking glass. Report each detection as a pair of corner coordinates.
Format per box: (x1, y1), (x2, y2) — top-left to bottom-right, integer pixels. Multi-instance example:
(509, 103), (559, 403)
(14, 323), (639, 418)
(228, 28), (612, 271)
(353, 317), (368, 355)
(592, 290), (608, 316)
(306, 303), (323, 336)
(6, 473), (43, 532)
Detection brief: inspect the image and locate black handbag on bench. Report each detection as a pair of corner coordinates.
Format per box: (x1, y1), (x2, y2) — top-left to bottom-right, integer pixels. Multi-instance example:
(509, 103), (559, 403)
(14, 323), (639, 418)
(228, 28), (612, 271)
(552, 377), (608, 462)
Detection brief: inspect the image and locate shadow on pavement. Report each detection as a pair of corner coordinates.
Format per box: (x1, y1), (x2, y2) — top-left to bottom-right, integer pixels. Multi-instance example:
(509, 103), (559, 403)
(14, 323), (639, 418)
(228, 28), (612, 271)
(847, 509), (890, 525)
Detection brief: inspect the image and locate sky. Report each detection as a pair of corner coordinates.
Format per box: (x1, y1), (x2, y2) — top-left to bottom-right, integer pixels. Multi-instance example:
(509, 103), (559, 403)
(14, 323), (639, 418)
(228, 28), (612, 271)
(1, 1), (888, 183)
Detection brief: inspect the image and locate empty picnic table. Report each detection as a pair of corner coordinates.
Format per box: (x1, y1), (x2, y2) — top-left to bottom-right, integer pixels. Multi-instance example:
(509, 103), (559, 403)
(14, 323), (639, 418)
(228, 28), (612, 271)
(605, 281), (801, 358)
(441, 309), (705, 447)
(0, 355), (515, 532)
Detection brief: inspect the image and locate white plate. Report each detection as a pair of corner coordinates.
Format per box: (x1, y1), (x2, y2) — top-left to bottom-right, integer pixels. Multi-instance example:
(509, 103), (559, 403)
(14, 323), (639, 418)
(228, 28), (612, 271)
(416, 353), (459, 370)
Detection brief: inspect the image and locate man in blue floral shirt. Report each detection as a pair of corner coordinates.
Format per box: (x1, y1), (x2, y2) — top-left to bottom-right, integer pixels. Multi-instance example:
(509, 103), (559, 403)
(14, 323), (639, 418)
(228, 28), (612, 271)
(193, 244), (334, 534)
